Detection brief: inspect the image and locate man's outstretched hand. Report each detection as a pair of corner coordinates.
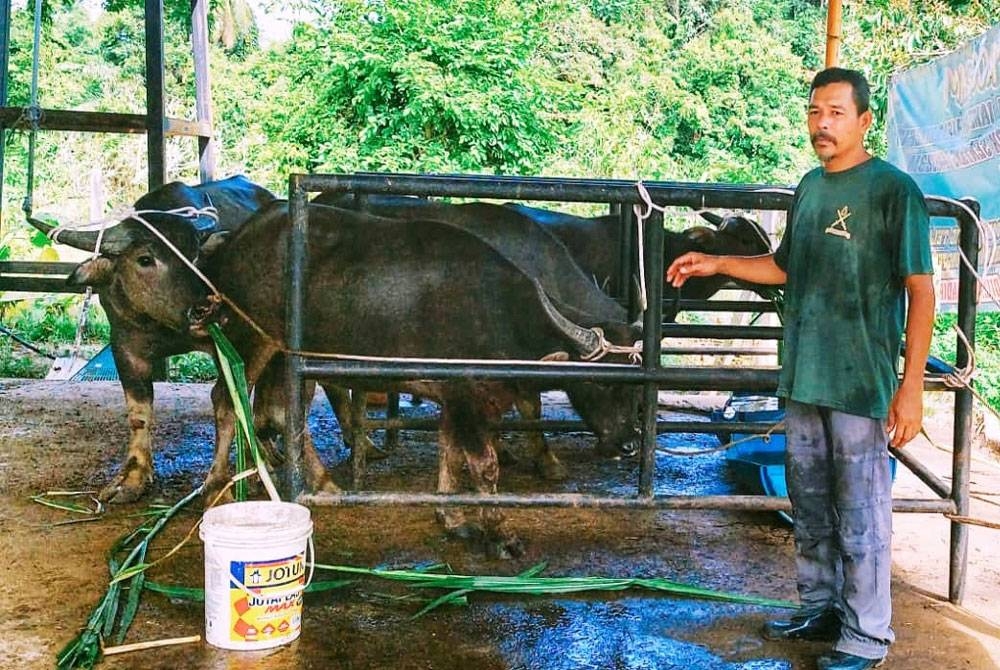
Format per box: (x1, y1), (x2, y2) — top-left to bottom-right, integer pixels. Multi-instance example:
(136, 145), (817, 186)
(665, 252), (722, 287)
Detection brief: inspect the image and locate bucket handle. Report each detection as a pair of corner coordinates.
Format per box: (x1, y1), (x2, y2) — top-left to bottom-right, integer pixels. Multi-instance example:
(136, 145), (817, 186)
(305, 535), (315, 590)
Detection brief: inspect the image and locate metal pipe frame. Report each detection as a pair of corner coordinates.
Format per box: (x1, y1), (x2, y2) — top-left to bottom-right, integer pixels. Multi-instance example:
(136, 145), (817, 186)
(284, 172), (978, 605)
(950, 198), (980, 603)
(300, 491), (955, 515)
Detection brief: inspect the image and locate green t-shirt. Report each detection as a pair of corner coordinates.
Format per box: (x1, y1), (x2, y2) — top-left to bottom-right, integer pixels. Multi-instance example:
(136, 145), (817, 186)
(773, 157), (933, 419)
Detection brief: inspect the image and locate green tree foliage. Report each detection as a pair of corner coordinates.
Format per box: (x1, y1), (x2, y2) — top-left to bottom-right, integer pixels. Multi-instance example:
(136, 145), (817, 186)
(249, 0), (572, 176)
(2, 0), (999, 393)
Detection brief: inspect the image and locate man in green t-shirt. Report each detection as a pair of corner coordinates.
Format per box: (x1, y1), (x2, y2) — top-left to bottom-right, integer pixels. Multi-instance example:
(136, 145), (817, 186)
(665, 68), (935, 670)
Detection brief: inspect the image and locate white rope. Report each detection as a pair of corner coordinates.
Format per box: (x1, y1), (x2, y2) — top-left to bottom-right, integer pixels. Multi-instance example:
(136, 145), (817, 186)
(633, 180), (672, 313)
(576, 327), (643, 364)
(657, 420), (785, 457)
(124, 206), (644, 367)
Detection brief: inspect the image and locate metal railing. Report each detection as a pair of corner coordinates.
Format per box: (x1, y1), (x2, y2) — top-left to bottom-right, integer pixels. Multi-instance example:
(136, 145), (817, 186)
(282, 172), (978, 604)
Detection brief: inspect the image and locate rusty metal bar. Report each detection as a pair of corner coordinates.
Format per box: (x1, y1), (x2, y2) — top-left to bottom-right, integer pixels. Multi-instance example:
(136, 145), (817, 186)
(301, 358), (781, 390)
(661, 324), (784, 339)
(300, 490), (955, 515)
(639, 210), (665, 497)
(950, 198), (980, 604)
(359, 417), (782, 435)
(672, 299), (777, 313)
(890, 446), (951, 500)
(283, 178), (309, 498)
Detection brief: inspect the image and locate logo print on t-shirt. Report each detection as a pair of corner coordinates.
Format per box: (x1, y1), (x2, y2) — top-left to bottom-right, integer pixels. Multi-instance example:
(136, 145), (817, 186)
(825, 206), (852, 240)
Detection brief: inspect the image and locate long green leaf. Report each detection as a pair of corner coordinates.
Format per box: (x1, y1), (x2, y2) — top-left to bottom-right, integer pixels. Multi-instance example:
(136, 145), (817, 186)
(314, 563), (797, 610)
(411, 561), (551, 619)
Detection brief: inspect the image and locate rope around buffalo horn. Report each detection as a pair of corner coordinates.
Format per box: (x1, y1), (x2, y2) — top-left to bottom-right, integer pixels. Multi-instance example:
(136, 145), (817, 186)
(577, 327), (643, 364)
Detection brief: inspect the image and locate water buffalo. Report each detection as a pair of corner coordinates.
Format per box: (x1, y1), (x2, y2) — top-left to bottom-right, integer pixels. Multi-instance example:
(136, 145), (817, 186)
(313, 193), (771, 474)
(176, 201), (644, 557)
(502, 203), (772, 312)
(315, 193), (773, 313)
(27, 175), (287, 503)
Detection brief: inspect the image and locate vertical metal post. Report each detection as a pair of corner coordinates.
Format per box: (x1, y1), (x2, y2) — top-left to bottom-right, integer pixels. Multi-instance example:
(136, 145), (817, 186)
(284, 177), (309, 499)
(620, 205), (637, 317)
(0, 0), (11, 227)
(190, 0), (216, 181)
(949, 198), (979, 604)
(639, 209), (664, 497)
(144, 0), (166, 189)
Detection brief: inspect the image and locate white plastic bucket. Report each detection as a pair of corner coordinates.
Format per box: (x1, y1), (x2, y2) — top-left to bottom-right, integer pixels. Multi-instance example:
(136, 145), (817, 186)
(199, 501), (314, 650)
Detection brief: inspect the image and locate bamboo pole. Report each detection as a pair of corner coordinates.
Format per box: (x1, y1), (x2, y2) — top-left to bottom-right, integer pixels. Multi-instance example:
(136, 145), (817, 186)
(825, 0), (843, 68)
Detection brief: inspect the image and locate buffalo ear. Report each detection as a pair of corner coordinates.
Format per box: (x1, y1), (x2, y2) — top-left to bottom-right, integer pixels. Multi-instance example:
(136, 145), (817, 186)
(67, 257), (113, 287)
(200, 231), (230, 258)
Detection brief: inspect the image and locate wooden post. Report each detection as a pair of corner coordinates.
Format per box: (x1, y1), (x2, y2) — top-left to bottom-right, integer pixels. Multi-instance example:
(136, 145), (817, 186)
(0, 0), (12, 229)
(191, 0), (216, 182)
(825, 0), (843, 68)
(145, 0), (166, 190)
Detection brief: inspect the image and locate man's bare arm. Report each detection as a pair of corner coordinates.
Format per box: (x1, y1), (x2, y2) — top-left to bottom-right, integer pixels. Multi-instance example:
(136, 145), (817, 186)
(887, 273), (936, 448)
(665, 252), (787, 288)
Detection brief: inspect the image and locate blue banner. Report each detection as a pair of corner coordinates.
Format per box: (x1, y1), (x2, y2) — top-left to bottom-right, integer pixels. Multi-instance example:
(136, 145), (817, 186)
(887, 24), (1000, 311)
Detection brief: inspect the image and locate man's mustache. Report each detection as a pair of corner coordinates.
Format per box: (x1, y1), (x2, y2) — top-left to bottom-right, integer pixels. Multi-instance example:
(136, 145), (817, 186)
(811, 132), (835, 144)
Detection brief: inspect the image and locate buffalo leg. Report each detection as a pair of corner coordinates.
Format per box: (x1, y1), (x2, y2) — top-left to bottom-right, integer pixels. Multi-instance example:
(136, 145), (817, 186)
(514, 394), (566, 480)
(99, 348), (155, 503)
(253, 362), (340, 495)
(349, 391), (368, 489)
(435, 403), (471, 538)
(204, 344), (276, 503)
(320, 384), (382, 460)
(440, 391), (523, 559)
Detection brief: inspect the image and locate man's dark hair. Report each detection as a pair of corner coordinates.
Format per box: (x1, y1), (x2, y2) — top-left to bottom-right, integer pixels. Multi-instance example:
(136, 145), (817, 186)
(810, 67), (871, 114)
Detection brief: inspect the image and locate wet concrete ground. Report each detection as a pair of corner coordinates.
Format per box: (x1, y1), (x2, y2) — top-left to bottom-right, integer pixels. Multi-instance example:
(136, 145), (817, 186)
(1, 380), (997, 669)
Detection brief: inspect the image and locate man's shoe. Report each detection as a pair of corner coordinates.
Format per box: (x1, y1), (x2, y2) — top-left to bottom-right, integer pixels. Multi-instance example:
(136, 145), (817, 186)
(817, 651), (885, 670)
(761, 609), (840, 642)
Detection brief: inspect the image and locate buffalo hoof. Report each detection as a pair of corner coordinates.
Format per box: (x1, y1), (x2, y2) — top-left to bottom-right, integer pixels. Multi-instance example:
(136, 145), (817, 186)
(496, 444), (520, 467)
(485, 533), (525, 561)
(596, 439), (639, 460)
(536, 456), (567, 481)
(442, 519), (482, 542)
(98, 468), (153, 504)
(306, 473), (342, 495)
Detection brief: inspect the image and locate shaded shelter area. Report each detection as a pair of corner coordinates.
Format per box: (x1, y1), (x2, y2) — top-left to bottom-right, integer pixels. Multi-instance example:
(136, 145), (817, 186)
(1, 379), (997, 670)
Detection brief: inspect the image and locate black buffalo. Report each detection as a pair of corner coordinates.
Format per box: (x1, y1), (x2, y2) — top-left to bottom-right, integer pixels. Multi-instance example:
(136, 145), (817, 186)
(316, 193), (773, 313)
(313, 193), (771, 474)
(169, 201), (643, 557)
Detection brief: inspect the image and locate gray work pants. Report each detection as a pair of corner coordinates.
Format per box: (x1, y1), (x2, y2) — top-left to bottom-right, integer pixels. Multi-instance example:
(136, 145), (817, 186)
(784, 399), (894, 660)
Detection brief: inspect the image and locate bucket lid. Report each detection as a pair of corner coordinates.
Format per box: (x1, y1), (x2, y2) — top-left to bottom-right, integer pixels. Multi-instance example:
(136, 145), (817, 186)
(200, 501), (312, 542)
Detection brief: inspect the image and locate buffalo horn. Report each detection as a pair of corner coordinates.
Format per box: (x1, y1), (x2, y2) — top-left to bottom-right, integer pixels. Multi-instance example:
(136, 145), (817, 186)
(699, 211), (724, 227)
(26, 215), (133, 254)
(534, 281), (602, 357)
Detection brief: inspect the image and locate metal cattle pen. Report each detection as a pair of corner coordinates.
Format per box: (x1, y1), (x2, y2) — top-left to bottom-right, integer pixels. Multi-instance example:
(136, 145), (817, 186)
(282, 172), (979, 605)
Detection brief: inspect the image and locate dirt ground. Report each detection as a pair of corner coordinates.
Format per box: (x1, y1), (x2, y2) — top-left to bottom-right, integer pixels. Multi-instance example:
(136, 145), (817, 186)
(1, 379), (999, 670)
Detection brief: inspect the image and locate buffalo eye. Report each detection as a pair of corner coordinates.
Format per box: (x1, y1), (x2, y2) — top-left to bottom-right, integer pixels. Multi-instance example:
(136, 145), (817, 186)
(136, 254), (156, 268)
